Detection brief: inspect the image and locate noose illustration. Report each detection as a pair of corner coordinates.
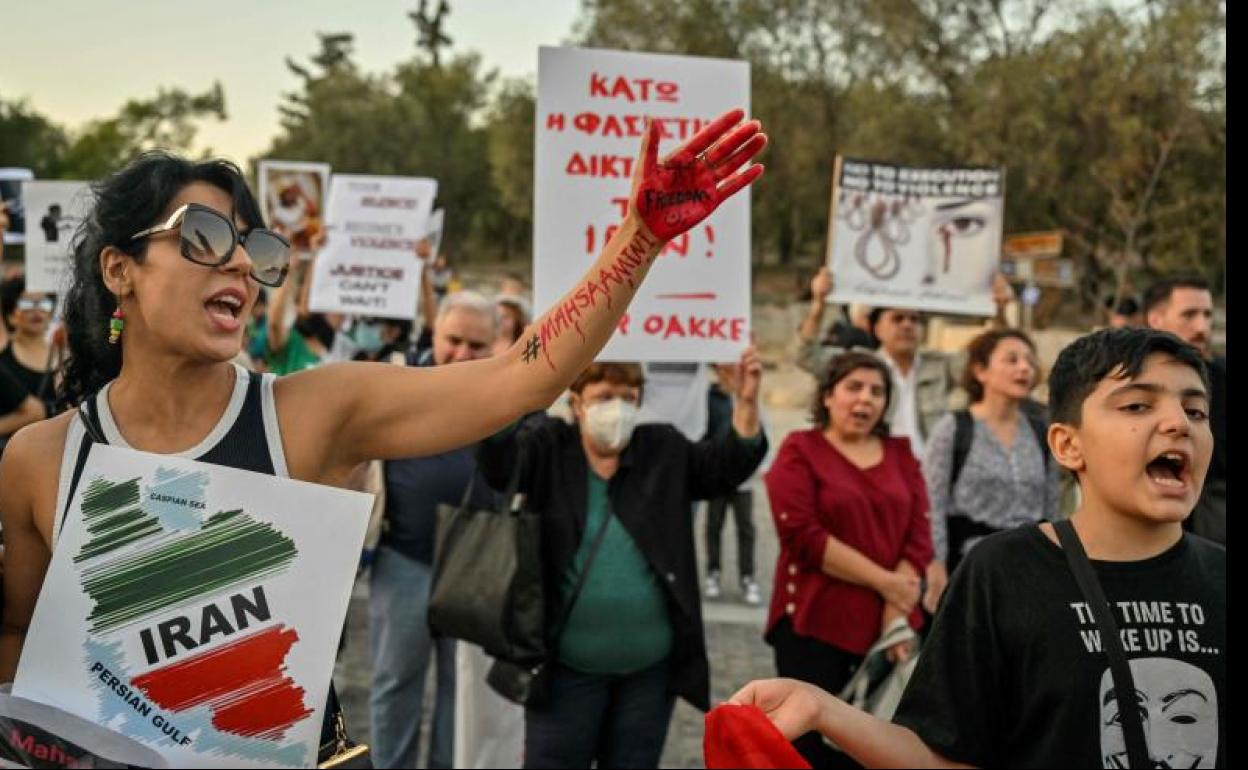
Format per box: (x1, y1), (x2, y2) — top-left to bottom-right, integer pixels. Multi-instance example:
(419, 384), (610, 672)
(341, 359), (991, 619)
(838, 193), (920, 281)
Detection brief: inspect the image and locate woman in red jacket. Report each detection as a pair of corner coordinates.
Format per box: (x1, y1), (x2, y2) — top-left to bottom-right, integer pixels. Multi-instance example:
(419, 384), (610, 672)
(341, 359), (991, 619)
(763, 351), (933, 769)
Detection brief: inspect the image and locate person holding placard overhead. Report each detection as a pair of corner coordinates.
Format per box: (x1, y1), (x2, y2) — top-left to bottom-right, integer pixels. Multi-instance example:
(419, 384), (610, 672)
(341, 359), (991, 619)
(0, 111), (767, 762)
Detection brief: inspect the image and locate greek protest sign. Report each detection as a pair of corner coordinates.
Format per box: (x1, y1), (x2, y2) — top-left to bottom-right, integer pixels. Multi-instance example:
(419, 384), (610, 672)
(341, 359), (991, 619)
(13, 444), (372, 768)
(309, 174), (437, 320)
(22, 181), (93, 293)
(535, 46), (751, 362)
(825, 156), (1005, 316)
(257, 160), (330, 258)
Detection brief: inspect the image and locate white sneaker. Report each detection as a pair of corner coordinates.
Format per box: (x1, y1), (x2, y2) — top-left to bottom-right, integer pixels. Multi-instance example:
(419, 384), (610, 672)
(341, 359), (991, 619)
(704, 572), (721, 599)
(741, 577), (762, 606)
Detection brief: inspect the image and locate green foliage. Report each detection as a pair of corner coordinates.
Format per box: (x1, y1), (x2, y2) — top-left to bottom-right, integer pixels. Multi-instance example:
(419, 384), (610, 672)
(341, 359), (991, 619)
(2, 0), (1224, 297)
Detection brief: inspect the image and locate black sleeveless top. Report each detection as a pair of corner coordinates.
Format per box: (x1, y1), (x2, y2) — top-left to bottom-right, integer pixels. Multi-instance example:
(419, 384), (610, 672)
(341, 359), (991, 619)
(55, 364), (344, 759)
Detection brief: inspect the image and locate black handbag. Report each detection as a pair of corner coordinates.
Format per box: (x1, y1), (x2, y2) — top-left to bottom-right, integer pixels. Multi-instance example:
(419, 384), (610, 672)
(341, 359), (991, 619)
(1054, 520), (1150, 769)
(486, 508), (612, 707)
(428, 465), (546, 664)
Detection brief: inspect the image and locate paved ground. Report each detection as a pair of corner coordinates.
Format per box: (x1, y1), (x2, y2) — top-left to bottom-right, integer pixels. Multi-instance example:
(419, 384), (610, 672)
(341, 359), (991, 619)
(331, 380), (812, 768)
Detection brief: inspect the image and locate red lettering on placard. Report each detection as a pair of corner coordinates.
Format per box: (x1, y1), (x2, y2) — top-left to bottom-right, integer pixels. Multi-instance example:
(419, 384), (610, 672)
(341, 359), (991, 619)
(565, 153), (634, 179)
(662, 234), (689, 258)
(574, 112), (601, 134)
(546, 113), (566, 131)
(637, 315), (746, 342)
(611, 198), (630, 218)
(588, 73), (681, 103)
(618, 314), (630, 335)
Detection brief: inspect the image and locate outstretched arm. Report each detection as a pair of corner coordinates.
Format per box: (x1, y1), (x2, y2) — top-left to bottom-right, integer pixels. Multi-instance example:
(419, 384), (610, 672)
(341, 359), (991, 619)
(728, 679), (975, 769)
(279, 110), (768, 483)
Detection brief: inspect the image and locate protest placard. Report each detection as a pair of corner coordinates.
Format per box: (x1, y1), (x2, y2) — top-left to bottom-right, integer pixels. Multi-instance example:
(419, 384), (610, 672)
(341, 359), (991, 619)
(309, 174), (437, 320)
(825, 156), (1006, 316)
(22, 181), (92, 293)
(534, 46), (751, 362)
(423, 208), (445, 259)
(0, 168), (34, 246)
(257, 161), (330, 257)
(13, 444), (372, 768)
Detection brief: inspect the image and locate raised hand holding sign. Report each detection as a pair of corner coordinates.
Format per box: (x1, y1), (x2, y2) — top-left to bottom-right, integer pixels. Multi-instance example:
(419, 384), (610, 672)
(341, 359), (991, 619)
(630, 108), (766, 242)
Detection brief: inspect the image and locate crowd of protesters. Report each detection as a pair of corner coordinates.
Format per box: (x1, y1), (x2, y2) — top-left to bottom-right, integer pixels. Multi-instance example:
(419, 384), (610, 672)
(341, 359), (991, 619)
(0, 111), (1225, 770)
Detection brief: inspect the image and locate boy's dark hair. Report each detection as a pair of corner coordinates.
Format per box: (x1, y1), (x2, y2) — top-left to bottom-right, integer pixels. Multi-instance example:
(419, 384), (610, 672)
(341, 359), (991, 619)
(1142, 275), (1210, 316)
(811, 351), (893, 437)
(1047, 328), (1209, 426)
(962, 328), (1038, 403)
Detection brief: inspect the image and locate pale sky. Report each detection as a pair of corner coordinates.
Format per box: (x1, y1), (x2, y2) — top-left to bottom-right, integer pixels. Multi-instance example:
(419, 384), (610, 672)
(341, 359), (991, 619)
(2, 0), (583, 164)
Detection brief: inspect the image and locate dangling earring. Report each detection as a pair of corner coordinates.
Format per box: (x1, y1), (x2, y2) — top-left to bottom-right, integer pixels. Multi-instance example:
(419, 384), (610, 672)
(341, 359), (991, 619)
(108, 305), (125, 345)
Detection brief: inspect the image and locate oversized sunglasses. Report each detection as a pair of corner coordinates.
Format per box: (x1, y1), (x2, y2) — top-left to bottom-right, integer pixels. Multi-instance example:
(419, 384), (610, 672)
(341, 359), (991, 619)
(129, 203), (291, 287)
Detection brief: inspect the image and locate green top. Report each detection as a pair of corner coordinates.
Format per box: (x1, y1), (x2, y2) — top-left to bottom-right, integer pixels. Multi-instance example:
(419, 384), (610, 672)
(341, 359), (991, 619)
(267, 327), (322, 376)
(557, 472), (673, 675)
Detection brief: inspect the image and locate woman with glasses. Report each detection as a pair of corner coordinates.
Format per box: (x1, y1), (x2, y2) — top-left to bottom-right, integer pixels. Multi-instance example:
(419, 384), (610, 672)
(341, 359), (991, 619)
(0, 112), (766, 760)
(0, 278), (61, 414)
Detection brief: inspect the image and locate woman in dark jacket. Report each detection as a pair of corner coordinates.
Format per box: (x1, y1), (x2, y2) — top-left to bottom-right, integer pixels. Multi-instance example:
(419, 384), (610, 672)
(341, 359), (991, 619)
(763, 351), (933, 769)
(478, 352), (768, 769)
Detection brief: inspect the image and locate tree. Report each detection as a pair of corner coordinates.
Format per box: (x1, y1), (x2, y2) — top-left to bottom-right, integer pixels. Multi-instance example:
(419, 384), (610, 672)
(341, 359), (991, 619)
(58, 84), (227, 179)
(0, 98), (69, 178)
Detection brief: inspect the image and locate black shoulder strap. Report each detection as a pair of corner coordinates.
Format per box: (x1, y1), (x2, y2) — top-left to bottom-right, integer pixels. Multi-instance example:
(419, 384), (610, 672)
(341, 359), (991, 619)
(552, 509), (613, 640)
(950, 409), (974, 491)
(60, 393), (108, 532)
(1054, 520), (1150, 769)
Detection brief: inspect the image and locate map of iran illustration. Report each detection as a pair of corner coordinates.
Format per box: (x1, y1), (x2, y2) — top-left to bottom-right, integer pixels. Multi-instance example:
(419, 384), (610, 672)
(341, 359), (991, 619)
(70, 466), (315, 767)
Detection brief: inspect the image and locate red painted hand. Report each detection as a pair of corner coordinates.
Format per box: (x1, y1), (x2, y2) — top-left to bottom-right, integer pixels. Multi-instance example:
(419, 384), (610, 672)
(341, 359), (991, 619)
(629, 108), (767, 242)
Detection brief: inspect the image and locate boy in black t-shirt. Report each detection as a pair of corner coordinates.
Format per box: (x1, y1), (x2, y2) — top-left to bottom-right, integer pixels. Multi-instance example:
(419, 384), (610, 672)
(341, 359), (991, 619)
(729, 328), (1225, 768)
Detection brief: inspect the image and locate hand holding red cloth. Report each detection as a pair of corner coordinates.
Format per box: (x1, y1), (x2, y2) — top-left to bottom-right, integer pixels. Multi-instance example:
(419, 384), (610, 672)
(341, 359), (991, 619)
(704, 703), (812, 769)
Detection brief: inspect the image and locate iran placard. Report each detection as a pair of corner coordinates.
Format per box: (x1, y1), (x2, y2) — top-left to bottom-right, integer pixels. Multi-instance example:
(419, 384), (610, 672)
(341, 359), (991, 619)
(13, 444), (372, 768)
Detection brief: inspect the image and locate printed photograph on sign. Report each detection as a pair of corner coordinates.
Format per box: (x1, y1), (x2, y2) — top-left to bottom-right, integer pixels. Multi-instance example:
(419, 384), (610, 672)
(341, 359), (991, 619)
(257, 161), (330, 257)
(1, 168), (35, 245)
(12, 444), (372, 769)
(534, 46), (752, 362)
(825, 157), (1005, 316)
(22, 181), (93, 293)
(309, 174), (437, 321)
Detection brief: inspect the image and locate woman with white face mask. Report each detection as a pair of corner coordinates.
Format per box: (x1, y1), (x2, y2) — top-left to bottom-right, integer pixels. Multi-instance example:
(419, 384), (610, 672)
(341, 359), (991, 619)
(477, 351), (768, 769)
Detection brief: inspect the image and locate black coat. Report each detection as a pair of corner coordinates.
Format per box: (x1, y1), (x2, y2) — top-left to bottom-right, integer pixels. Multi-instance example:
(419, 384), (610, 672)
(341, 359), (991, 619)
(477, 415), (768, 710)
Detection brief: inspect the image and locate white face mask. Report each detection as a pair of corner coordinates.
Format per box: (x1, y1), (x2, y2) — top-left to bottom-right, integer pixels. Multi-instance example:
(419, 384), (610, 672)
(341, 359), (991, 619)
(582, 398), (640, 453)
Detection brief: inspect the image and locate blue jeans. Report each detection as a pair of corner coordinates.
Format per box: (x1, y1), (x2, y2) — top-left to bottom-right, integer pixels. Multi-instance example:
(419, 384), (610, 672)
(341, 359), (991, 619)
(523, 660), (675, 769)
(368, 545), (456, 769)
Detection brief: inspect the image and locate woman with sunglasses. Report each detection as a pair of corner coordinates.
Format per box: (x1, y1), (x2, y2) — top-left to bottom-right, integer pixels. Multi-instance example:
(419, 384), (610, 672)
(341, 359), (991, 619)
(0, 278), (61, 415)
(0, 112), (766, 757)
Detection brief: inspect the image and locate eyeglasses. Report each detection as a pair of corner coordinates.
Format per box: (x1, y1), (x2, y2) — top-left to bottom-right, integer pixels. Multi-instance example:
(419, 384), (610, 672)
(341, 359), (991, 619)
(16, 297), (55, 313)
(129, 203), (291, 287)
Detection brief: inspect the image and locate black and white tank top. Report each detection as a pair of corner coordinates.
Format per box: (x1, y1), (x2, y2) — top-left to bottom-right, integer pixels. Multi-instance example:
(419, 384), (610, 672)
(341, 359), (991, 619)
(52, 363), (289, 545)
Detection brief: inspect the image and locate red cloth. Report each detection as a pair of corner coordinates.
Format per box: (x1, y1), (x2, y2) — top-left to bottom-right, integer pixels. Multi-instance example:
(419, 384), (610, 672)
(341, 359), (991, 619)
(704, 704), (811, 769)
(763, 429), (933, 655)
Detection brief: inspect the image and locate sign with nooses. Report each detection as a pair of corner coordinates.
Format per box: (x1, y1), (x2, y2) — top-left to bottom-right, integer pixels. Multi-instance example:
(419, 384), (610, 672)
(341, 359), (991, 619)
(824, 155), (1005, 316)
